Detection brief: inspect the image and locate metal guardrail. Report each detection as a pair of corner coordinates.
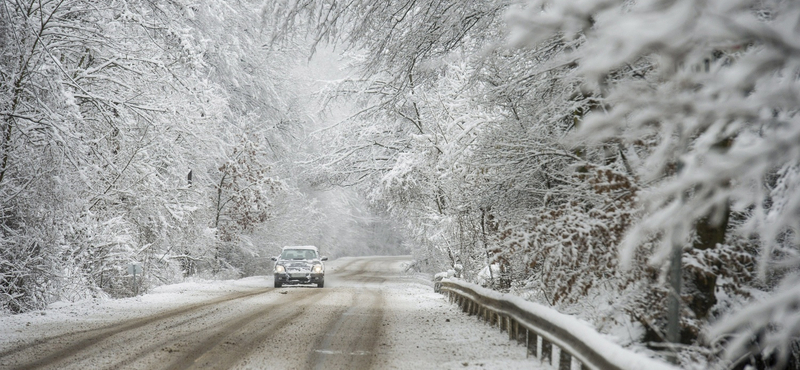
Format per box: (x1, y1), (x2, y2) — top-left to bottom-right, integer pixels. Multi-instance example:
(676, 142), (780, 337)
(439, 279), (679, 370)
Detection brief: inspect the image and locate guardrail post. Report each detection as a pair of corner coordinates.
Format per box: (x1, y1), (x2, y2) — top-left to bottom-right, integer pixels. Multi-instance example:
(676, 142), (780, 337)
(542, 337), (553, 365)
(559, 350), (571, 370)
(513, 320), (523, 343)
(508, 318), (515, 340)
(527, 330), (538, 358)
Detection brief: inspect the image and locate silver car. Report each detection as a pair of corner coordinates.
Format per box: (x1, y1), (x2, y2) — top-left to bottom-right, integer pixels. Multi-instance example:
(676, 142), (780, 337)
(271, 246), (328, 288)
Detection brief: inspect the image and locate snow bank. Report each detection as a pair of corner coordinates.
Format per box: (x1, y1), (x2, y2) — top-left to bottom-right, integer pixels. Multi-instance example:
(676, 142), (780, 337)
(441, 278), (678, 370)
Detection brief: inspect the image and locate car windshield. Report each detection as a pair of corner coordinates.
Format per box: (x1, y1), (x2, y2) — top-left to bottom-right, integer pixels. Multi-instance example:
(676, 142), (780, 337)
(280, 249), (317, 260)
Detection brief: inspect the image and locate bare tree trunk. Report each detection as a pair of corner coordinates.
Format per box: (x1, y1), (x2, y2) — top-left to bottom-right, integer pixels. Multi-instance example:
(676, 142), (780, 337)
(480, 207), (494, 286)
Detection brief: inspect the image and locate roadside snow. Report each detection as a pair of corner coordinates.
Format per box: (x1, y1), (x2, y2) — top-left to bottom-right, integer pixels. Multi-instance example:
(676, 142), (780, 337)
(442, 278), (678, 370)
(377, 277), (544, 369)
(0, 276), (270, 351)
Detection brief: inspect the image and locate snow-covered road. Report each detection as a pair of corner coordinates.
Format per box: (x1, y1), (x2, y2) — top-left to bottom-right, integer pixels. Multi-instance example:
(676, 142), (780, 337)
(0, 256), (543, 370)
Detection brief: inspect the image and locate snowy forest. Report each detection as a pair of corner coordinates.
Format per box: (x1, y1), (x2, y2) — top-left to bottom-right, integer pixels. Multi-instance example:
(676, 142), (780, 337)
(2, 0), (800, 369)
(0, 0), (401, 310)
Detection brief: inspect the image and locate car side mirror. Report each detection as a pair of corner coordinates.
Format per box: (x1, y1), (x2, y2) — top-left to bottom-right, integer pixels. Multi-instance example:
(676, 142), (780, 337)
(270, 257), (277, 261)
(321, 257), (328, 261)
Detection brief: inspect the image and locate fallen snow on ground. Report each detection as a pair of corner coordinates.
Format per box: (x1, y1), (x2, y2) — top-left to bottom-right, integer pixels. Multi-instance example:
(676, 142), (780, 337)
(0, 257), (548, 369)
(377, 278), (543, 369)
(0, 276), (271, 353)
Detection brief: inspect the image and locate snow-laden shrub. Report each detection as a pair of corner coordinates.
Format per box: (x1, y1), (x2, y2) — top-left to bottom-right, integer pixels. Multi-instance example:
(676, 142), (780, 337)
(490, 166), (637, 304)
(0, 235), (53, 313)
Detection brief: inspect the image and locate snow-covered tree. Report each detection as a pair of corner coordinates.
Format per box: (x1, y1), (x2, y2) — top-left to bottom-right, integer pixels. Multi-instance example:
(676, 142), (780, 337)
(0, 0), (310, 311)
(510, 0), (800, 366)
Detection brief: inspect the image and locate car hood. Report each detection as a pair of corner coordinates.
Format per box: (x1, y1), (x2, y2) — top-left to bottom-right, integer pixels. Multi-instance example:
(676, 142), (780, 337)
(278, 260), (322, 267)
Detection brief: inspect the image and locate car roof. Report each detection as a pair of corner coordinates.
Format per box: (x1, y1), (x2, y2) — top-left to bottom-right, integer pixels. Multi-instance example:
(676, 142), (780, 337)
(282, 245), (318, 251)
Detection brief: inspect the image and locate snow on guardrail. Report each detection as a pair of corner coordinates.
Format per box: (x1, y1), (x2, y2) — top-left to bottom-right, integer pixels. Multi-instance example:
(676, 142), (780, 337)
(439, 278), (679, 370)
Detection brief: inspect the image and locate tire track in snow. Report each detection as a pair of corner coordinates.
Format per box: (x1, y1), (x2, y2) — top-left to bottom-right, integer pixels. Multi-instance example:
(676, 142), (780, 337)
(164, 288), (332, 370)
(1, 256), (417, 370)
(0, 287), (274, 369)
(308, 282), (385, 369)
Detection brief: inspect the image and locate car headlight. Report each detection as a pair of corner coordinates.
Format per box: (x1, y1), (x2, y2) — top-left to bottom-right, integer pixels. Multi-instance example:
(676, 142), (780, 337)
(312, 264), (323, 273)
(274, 265), (285, 273)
